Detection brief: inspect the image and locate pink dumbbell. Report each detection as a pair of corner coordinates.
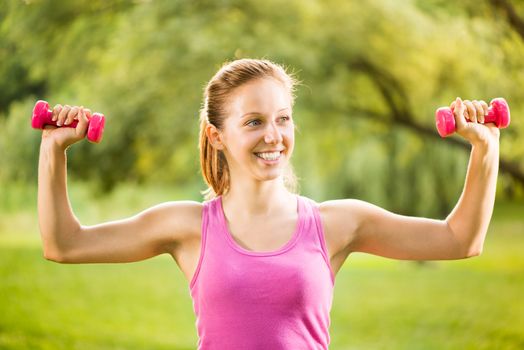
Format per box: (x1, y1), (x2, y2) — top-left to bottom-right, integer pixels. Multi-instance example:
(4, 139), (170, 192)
(435, 97), (510, 137)
(31, 100), (106, 143)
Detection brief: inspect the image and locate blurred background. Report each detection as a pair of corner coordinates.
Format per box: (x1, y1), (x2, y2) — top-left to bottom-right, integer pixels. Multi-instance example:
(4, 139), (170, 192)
(0, 0), (523, 349)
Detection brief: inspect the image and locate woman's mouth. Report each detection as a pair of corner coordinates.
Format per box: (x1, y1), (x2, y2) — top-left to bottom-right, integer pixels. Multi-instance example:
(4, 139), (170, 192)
(254, 151), (283, 164)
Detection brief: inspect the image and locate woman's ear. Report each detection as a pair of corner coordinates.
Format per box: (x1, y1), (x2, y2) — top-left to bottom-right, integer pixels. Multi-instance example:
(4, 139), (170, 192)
(205, 124), (225, 150)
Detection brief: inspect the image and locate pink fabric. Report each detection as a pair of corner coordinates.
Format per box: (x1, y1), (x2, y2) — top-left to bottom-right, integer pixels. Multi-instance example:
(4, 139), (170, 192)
(189, 194), (335, 349)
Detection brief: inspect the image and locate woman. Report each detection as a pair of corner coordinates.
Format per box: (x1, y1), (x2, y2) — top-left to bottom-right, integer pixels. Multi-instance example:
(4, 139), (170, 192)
(38, 58), (499, 349)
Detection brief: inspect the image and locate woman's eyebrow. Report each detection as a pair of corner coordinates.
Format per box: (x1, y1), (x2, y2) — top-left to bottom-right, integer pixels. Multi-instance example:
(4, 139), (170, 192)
(241, 107), (290, 118)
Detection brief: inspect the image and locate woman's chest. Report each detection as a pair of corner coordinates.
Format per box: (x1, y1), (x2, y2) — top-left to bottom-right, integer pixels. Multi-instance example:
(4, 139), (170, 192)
(195, 249), (333, 310)
(226, 216), (297, 252)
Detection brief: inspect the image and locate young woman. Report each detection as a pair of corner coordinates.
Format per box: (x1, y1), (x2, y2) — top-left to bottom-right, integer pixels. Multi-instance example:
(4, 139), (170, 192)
(38, 58), (500, 349)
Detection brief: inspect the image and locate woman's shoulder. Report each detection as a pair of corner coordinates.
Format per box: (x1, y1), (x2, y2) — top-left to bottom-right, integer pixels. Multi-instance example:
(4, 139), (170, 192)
(148, 200), (204, 239)
(300, 195), (361, 214)
(312, 198), (363, 252)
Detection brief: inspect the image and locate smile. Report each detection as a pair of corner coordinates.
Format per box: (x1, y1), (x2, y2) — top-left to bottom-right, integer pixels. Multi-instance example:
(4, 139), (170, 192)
(254, 151), (283, 162)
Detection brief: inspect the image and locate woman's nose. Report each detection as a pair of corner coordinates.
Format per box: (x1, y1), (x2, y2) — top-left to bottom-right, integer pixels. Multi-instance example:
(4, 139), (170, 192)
(264, 122), (283, 144)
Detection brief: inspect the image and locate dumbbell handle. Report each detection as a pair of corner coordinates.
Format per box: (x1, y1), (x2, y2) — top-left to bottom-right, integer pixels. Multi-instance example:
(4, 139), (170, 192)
(435, 98), (510, 137)
(32, 100), (105, 143)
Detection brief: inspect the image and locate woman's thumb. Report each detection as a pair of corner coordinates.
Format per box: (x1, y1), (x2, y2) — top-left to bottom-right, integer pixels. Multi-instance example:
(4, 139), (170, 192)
(453, 97), (467, 130)
(76, 107), (89, 138)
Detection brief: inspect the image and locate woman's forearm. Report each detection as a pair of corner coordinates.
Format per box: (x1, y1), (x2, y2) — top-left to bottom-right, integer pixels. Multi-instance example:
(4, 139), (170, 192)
(38, 141), (81, 259)
(446, 139), (500, 255)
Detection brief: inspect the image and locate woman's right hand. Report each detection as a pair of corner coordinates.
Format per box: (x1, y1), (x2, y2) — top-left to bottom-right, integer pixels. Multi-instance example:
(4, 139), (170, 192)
(41, 104), (92, 150)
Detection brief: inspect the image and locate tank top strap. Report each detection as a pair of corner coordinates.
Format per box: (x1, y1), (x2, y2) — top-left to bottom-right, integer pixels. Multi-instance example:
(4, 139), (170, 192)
(189, 197), (213, 290)
(190, 195), (239, 290)
(298, 196), (335, 285)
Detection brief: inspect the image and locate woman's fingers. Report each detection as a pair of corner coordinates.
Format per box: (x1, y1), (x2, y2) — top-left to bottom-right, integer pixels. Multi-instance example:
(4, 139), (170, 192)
(472, 100), (485, 123)
(453, 97), (468, 131)
(481, 101), (489, 114)
(463, 99), (476, 123)
(452, 98), (491, 125)
(65, 106), (79, 125)
(76, 107), (89, 138)
(54, 104), (87, 126)
(84, 108), (92, 119)
(52, 104), (63, 122)
(57, 105), (71, 126)
(480, 100), (489, 121)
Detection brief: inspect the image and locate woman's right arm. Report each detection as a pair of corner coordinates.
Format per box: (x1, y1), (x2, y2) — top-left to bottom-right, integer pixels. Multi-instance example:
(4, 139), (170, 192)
(38, 105), (201, 264)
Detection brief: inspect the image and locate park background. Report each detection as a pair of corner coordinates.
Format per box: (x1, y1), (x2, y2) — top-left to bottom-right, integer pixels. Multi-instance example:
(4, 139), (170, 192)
(1, 0), (523, 349)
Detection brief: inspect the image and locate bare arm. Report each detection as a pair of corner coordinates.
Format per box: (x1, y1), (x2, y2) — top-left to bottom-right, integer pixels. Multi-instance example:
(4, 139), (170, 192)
(38, 105), (201, 264)
(38, 140), (81, 260)
(445, 140), (499, 256)
(320, 98), (500, 261)
(321, 199), (467, 261)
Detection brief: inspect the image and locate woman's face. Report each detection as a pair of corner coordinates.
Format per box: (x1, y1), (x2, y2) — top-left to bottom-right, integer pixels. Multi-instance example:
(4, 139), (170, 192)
(215, 77), (295, 183)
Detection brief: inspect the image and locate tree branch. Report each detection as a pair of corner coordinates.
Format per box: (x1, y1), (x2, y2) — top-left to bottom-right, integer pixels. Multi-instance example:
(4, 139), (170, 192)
(490, 0), (524, 41)
(348, 58), (524, 188)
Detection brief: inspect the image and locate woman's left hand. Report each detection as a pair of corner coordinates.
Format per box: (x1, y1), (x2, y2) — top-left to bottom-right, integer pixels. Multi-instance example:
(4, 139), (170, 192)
(451, 97), (500, 146)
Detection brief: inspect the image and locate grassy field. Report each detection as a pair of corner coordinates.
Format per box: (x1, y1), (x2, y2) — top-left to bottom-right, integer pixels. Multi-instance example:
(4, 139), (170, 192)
(1, 182), (523, 349)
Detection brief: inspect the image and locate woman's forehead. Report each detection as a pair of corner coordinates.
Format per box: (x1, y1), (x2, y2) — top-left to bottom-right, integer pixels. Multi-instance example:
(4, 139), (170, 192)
(228, 78), (292, 116)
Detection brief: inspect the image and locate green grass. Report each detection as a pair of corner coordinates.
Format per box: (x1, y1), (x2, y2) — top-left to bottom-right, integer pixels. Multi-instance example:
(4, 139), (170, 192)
(1, 182), (523, 349)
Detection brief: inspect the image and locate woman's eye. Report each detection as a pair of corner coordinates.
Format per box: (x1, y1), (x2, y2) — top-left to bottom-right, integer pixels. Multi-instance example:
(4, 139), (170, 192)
(246, 116), (290, 127)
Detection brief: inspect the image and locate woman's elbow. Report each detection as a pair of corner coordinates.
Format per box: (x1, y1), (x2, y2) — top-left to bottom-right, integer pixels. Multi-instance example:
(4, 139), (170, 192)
(43, 248), (68, 263)
(464, 244), (483, 258)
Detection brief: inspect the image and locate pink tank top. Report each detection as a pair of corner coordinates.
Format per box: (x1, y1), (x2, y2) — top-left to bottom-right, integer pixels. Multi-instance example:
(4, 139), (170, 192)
(189, 194), (335, 349)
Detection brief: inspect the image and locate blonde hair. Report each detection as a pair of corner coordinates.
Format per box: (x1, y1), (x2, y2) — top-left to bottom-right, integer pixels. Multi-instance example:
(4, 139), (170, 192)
(198, 58), (300, 201)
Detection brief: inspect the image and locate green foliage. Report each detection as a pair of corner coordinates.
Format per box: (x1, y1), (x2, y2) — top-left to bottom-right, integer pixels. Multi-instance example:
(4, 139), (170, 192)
(0, 0), (522, 215)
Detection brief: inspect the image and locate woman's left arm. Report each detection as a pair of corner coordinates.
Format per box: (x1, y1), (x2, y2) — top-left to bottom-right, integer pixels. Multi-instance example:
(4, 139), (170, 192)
(321, 98), (500, 261)
(445, 98), (500, 256)
(442, 141), (499, 256)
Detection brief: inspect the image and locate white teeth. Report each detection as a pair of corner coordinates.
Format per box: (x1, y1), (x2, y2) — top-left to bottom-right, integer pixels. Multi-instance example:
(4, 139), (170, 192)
(255, 151), (281, 161)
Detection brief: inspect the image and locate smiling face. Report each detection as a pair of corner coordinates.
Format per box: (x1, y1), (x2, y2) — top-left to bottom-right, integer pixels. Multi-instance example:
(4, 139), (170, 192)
(207, 77), (295, 185)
